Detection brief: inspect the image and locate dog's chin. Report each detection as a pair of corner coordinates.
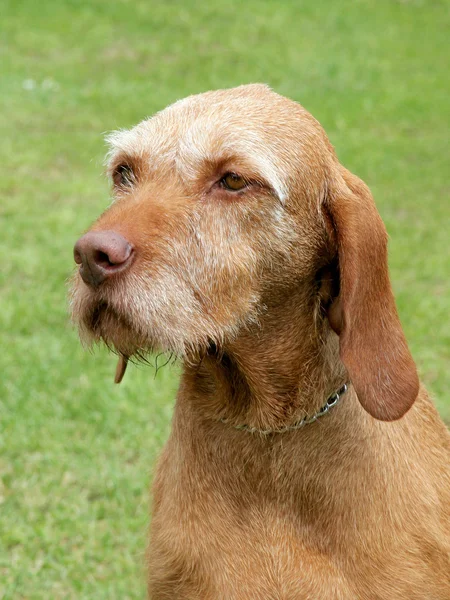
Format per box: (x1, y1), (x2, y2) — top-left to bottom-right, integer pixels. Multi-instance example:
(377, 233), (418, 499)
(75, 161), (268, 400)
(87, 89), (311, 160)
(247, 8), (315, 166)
(75, 301), (153, 358)
(73, 298), (216, 363)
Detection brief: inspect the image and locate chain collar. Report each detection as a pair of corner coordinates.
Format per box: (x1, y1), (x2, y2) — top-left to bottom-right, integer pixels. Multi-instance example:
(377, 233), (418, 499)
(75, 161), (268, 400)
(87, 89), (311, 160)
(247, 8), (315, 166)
(220, 383), (349, 435)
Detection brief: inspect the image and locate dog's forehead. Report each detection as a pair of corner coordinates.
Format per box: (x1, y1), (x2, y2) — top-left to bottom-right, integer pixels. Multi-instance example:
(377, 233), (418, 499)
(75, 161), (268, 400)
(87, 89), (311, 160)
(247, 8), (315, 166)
(109, 85), (286, 155)
(107, 85), (324, 200)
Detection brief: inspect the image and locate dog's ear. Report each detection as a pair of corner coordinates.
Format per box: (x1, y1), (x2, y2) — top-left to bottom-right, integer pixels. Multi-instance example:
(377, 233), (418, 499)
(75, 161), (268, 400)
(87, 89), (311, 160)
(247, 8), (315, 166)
(324, 166), (419, 421)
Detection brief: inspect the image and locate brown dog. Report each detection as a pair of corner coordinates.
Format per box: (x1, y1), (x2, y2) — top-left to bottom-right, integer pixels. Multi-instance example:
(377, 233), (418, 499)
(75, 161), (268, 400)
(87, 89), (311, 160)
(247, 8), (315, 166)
(71, 85), (450, 599)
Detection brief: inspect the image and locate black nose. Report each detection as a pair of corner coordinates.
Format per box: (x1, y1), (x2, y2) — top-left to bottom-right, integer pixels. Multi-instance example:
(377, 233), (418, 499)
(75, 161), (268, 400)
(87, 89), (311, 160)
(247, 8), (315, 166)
(74, 230), (134, 288)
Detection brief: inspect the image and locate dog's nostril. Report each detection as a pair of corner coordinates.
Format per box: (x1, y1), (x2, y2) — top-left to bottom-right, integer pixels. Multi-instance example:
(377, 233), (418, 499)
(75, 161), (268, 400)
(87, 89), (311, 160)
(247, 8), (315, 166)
(94, 250), (114, 268)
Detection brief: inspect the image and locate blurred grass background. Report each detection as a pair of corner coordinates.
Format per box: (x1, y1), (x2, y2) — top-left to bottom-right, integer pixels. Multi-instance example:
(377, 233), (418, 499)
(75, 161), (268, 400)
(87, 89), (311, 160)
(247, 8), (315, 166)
(0, 0), (449, 598)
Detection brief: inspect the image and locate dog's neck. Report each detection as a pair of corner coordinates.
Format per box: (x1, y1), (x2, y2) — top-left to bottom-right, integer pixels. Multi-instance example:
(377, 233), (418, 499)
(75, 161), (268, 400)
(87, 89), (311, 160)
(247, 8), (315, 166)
(183, 287), (347, 431)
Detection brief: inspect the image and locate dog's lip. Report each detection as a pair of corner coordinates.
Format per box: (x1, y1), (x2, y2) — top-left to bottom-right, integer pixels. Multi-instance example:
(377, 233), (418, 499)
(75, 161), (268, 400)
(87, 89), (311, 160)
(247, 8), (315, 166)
(87, 299), (140, 343)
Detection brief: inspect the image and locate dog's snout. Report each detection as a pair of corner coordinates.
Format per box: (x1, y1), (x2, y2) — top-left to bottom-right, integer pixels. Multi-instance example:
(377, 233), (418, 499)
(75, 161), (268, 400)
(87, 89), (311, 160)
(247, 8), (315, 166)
(74, 230), (134, 288)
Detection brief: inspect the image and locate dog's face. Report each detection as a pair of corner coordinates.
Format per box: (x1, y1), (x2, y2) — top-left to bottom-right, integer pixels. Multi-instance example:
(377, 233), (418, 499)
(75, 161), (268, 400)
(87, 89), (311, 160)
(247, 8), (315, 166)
(71, 84), (419, 420)
(71, 85), (334, 359)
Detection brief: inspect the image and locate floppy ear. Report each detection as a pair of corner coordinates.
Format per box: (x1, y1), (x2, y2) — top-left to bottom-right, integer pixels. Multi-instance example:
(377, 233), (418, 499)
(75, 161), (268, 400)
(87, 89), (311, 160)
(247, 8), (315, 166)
(324, 166), (419, 421)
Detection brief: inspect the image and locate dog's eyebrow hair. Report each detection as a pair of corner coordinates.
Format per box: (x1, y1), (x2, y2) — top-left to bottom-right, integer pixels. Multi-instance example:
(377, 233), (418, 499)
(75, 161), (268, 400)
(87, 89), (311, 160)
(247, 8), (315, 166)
(106, 152), (131, 171)
(111, 149), (142, 167)
(106, 141), (288, 204)
(237, 154), (287, 203)
(104, 129), (142, 169)
(105, 123), (289, 202)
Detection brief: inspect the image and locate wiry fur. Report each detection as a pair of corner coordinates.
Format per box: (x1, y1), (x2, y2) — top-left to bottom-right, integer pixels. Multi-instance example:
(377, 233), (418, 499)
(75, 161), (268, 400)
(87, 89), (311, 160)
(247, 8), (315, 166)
(70, 84), (450, 599)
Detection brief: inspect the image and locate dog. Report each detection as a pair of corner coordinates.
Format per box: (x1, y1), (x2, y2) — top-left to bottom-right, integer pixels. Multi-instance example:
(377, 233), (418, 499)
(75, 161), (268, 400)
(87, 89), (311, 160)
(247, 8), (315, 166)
(71, 85), (450, 599)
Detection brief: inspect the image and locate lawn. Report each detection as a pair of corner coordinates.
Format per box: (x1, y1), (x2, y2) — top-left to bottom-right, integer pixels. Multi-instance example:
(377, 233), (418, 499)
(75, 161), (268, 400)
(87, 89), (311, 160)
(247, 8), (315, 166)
(0, 1), (448, 598)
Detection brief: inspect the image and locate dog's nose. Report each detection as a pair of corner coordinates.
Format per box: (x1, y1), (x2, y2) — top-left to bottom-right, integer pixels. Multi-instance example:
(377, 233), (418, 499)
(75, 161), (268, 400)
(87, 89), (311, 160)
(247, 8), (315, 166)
(74, 230), (134, 288)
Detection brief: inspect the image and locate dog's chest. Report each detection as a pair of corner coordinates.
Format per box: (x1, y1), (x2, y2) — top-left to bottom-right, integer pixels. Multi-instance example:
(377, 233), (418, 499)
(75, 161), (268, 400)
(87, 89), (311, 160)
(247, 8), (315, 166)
(150, 503), (448, 600)
(149, 498), (357, 600)
(149, 419), (450, 600)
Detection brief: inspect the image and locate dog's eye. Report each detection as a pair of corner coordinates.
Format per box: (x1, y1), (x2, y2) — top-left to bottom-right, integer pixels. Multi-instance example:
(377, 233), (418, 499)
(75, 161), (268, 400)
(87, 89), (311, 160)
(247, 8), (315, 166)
(113, 164), (134, 188)
(220, 173), (248, 191)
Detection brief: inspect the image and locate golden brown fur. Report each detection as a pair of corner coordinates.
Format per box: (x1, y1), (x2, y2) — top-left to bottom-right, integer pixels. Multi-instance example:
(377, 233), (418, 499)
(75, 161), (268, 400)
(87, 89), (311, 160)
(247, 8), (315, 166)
(71, 85), (450, 599)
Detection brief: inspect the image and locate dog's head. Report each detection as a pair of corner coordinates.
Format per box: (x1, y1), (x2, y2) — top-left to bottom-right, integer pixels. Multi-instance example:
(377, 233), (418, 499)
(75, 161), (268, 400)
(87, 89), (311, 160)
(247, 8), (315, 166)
(71, 84), (419, 420)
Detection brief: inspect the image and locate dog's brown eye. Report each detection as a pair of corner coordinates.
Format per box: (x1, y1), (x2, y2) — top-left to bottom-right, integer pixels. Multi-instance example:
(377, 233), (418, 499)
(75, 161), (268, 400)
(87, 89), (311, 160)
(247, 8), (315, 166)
(220, 173), (248, 191)
(113, 164), (134, 188)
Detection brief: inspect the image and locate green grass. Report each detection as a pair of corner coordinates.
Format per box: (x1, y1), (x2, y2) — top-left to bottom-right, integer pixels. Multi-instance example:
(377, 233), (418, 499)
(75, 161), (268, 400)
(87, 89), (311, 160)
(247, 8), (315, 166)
(1, 0), (449, 597)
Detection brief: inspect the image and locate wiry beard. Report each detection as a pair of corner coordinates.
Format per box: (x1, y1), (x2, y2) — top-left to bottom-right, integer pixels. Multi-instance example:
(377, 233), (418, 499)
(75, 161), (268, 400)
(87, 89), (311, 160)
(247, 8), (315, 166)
(82, 300), (156, 358)
(69, 269), (260, 365)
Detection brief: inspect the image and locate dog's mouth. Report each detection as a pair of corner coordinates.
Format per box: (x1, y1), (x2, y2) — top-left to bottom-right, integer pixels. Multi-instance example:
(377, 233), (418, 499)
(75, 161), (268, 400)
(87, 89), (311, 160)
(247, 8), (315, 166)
(78, 296), (155, 366)
(87, 300), (126, 339)
(70, 262), (255, 383)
